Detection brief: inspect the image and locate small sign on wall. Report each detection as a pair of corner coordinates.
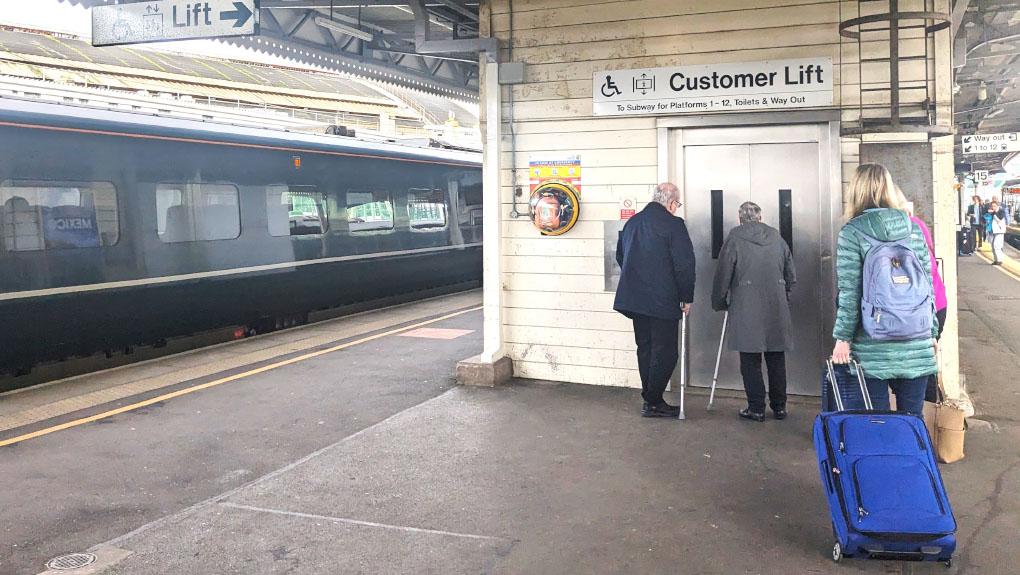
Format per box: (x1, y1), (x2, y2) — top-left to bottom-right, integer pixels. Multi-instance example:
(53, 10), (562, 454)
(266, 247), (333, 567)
(619, 198), (636, 220)
(529, 156), (582, 194)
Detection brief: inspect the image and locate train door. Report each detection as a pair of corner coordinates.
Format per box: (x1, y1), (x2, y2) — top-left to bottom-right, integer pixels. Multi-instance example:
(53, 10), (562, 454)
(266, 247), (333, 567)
(674, 124), (836, 396)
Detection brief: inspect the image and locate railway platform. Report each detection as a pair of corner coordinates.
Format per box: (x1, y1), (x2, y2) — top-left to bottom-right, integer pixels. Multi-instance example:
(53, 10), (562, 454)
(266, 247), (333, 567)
(1, 267), (1019, 574)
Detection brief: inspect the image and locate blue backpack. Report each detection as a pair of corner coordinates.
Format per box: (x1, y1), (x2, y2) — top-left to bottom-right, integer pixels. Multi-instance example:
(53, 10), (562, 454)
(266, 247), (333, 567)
(858, 230), (933, 341)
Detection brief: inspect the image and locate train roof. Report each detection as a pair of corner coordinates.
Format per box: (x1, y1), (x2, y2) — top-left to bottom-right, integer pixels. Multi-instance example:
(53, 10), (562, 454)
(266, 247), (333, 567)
(0, 96), (481, 167)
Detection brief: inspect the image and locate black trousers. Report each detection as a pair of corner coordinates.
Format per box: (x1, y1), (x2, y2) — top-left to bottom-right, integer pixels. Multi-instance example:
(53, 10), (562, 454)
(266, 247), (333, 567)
(632, 314), (679, 406)
(739, 352), (787, 413)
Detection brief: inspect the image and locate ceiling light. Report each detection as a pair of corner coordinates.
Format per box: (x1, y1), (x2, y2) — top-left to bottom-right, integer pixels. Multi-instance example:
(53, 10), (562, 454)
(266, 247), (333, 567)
(314, 16), (374, 42)
(978, 81), (988, 101)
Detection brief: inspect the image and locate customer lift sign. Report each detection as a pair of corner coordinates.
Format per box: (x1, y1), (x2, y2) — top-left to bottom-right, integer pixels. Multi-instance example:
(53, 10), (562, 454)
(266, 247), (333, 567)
(593, 58), (833, 116)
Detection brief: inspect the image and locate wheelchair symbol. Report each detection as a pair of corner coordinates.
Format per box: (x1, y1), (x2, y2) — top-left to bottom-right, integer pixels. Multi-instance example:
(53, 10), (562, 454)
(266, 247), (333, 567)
(601, 75), (622, 98)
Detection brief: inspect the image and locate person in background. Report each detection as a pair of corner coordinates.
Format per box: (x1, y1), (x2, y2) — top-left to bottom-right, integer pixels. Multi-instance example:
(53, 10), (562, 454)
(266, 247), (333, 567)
(991, 195), (1007, 227)
(966, 195), (985, 247)
(986, 199), (1008, 266)
(711, 202), (796, 422)
(614, 182), (696, 418)
(831, 164), (938, 416)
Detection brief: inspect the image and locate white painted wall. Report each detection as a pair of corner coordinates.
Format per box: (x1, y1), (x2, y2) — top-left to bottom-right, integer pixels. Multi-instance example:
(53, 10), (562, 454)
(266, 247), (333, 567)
(482, 0), (959, 396)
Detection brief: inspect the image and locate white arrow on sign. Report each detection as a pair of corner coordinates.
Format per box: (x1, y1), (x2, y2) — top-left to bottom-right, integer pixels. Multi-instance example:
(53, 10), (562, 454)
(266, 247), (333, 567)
(92, 0), (259, 47)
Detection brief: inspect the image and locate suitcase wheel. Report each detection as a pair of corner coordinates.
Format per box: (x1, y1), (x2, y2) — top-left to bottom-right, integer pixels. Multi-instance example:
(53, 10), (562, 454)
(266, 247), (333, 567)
(831, 540), (843, 563)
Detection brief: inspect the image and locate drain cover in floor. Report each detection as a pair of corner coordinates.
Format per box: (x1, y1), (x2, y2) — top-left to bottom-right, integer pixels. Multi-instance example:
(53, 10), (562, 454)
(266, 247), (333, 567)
(46, 553), (97, 570)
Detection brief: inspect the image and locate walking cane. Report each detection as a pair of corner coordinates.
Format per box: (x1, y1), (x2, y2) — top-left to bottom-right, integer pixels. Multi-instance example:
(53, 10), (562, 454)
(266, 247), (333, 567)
(707, 311), (729, 411)
(678, 310), (688, 420)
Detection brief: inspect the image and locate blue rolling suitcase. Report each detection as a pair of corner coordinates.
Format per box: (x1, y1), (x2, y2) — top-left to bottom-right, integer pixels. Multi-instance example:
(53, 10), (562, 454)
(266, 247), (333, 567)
(813, 360), (956, 567)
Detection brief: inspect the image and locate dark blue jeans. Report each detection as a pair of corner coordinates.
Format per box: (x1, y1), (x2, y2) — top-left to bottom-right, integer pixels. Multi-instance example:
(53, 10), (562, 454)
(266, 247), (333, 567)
(864, 376), (929, 415)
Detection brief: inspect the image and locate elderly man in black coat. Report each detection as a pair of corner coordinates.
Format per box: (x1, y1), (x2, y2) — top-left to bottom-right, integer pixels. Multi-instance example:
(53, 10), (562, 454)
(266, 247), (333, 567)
(614, 182), (696, 418)
(711, 201), (796, 422)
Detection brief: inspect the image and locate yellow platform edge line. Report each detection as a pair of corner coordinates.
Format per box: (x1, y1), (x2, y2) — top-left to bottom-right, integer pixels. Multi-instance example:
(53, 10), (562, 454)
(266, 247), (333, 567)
(975, 244), (1020, 282)
(0, 306), (482, 448)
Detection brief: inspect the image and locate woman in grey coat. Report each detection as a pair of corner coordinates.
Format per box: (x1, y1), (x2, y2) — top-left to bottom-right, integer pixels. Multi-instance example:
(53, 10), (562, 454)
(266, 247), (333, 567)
(711, 202), (796, 422)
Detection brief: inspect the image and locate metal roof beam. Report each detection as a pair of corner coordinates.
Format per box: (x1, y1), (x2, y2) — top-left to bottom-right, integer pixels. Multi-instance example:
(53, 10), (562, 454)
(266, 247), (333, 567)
(261, 1), (473, 8)
(430, 0), (478, 22)
(288, 9), (317, 36)
(261, 8), (286, 34)
(235, 31), (474, 95)
(952, 0), (972, 38)
(410, 0), (496, 60)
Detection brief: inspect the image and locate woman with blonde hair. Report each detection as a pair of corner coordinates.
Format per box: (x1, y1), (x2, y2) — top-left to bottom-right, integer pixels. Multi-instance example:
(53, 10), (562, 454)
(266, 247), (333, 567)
(830, 164), (938, 415)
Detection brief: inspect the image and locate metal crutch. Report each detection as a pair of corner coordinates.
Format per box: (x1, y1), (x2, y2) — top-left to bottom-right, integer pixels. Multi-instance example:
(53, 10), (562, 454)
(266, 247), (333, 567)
(707, 311), (729, 411)
(678, 310), (688, 420)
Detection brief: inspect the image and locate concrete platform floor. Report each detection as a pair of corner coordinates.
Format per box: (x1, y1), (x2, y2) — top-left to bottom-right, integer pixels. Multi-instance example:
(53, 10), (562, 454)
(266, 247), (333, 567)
(3, 256), (1019, 575)
(0, 292), (483, 575)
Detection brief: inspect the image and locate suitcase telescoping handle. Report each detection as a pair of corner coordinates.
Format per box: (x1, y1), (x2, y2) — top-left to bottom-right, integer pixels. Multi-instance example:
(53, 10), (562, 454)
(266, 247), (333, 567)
(825, 358), (873, 411)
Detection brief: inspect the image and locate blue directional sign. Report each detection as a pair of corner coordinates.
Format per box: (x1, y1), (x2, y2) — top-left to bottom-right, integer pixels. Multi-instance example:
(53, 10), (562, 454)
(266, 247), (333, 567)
(92, 0), (259, 47)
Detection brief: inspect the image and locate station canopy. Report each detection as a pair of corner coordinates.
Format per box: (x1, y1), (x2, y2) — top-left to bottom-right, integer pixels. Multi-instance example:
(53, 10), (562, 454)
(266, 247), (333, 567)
(1, 1), (484, 145)
(57, 0), (483, 97)
(954, 1), (1020, 174)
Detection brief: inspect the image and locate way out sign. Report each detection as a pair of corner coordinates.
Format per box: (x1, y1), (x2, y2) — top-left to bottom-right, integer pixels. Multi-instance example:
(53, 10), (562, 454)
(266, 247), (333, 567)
(92, 0), (259, 47)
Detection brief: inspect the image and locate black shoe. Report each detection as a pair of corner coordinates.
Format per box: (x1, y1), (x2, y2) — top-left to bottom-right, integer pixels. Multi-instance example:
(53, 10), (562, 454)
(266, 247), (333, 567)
(738, 408), (765, 422)
(772, 407), (788, 420)
(642, 402), (681, 418)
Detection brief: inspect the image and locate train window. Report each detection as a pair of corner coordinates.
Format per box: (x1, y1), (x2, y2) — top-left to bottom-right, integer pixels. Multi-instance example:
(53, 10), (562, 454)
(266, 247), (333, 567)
(267, 185), (328, 236)
(346, 191), (393, 232)
(156, 183), (240, 243)
(0, 180), (119, 252)
(407, 188), (448, 230)
(454, 171), (483, 226)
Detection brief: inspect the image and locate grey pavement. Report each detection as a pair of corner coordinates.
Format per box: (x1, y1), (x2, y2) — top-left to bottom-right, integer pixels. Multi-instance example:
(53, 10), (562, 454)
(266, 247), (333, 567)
(5, 258), (1020, 575)
(1, 298), (482, 575)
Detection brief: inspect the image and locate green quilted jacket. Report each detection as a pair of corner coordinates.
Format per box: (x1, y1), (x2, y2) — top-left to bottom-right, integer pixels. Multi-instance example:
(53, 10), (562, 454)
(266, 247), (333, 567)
(832, 208), (938, 380)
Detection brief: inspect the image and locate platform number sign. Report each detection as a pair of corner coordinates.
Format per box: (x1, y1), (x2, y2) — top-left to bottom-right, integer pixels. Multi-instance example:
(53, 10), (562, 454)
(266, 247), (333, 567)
(974, 170), (989, 183)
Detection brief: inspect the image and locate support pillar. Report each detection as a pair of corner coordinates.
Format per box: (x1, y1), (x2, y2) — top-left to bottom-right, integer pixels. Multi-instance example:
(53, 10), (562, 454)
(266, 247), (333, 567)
(457, 58), (511, 387)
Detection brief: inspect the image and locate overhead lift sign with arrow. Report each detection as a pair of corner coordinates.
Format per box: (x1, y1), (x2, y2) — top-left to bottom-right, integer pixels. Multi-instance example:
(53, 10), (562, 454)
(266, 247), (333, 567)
(93, 0), (259, 47)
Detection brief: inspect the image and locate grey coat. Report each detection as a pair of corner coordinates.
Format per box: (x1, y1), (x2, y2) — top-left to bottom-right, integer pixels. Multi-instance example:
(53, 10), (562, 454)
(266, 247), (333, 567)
(711, 222), (796, 353)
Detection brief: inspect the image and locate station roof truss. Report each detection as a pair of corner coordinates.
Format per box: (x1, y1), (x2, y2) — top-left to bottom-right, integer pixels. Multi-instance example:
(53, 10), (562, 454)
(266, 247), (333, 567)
(953, 0), (1020, 171)
(0, 27), (480, 131)
(57, 0), (483, 101)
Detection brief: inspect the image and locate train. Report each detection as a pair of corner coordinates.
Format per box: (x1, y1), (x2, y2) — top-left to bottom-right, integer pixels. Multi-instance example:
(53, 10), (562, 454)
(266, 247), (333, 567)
(0, 97), (482, 384)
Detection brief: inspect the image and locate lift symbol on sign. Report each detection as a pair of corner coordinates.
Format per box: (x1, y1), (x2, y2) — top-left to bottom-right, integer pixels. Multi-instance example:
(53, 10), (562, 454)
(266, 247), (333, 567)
(143, 4), (164, 35)
(633, 74), (655, 95)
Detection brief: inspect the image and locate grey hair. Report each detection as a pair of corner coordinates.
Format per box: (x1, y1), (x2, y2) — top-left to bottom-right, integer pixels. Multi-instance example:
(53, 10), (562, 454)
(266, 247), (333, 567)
(738, 201), (762, 224)
(652, 183), (679, 206)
